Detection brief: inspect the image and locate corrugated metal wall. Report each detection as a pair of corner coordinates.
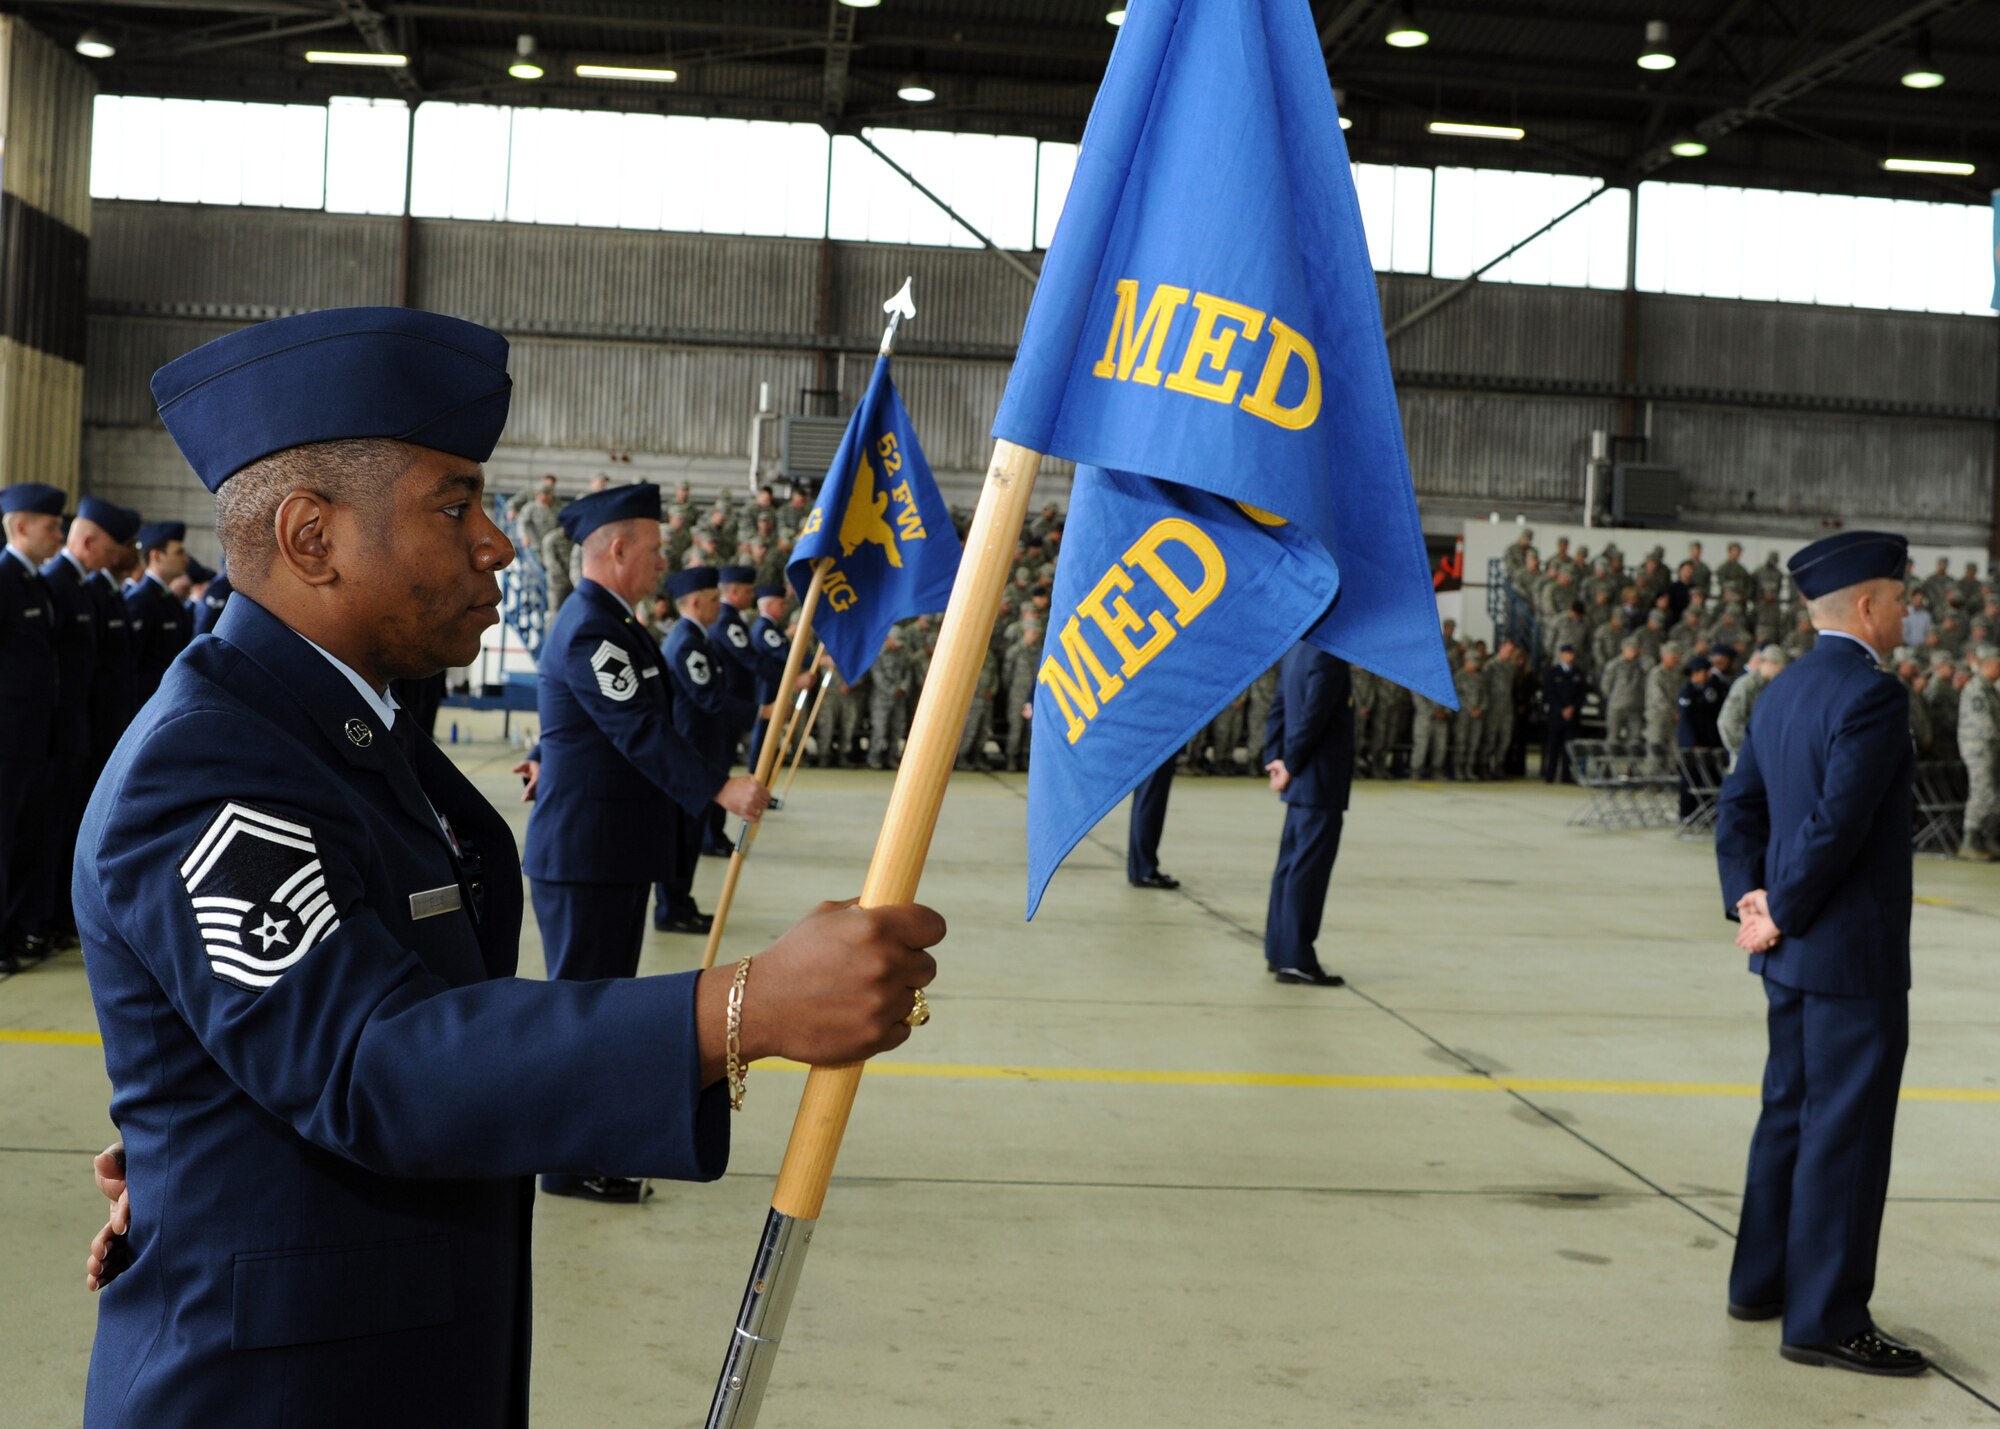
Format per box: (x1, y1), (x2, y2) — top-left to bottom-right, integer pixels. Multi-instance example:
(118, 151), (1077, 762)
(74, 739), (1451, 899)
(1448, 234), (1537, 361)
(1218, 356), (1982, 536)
(1, 18), (93, 496)
(76, 200), (1996, 544)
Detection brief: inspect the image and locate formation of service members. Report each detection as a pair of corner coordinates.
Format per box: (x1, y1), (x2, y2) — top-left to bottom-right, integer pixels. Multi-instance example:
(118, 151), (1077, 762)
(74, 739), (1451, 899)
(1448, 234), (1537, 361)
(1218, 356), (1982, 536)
(1, 486), (239, 973)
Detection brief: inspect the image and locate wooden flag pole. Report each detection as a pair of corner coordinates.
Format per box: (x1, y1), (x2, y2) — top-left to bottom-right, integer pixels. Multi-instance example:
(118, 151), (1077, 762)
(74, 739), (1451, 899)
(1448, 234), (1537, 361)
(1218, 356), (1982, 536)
(705, 437), (1043, 1428)
(698, 561), (828, 973)
(777, 665), (836, 806)
(767, 642), (823, 788)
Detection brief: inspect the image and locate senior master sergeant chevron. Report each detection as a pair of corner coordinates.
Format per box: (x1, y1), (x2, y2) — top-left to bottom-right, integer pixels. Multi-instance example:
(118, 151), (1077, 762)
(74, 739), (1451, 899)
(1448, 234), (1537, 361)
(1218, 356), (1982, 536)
(75, 307), (942, 1425)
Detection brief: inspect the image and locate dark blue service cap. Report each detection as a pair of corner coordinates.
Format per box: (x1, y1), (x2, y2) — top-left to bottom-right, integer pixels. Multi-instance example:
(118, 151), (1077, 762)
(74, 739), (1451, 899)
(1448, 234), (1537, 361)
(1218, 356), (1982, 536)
(151, 307), (513, 492)
(138, 520), (187, 551)
(1711, 643), (1738, 661)
(1787, 531), (1907, 600)
(0, 482), (64, 516)
(76, 497), (142, 543)
(558, 482), (660, 543)
(1686, 654), (1712, 671)
(754, 584), (786, 600)
(666, 567), (719, 600)
(718, 564), (756, 585)
(185, 557), (217, 584)
(1557, 643), (1575, 653)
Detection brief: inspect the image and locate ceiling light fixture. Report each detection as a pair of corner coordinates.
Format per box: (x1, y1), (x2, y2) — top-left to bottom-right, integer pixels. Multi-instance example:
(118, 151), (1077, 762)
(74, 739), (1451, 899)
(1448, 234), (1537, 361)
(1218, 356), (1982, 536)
(509, 33), (542, 81)
(1106, 8), (1127, 24)
(1383, 6), (1428, 49)
(1881, 156), (1974, 176)
(837, 0), (882, 8)
(1669, 135), (1708, 158)
(74, 29), (115, 60)
(897, 75), (936, 103)
(1899, 31), (1944, 89)
(1428, 120), (1525, 141)
(575, 63), (679, 83)
(1333, 87), (1353, 131)
(305, 50), (408, 67)
(1637, 19), (1675, 71)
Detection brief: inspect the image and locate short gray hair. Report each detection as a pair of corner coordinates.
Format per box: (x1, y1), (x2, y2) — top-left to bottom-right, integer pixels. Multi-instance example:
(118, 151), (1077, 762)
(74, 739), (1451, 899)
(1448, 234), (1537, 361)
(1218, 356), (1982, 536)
(214, 439), (416, 584)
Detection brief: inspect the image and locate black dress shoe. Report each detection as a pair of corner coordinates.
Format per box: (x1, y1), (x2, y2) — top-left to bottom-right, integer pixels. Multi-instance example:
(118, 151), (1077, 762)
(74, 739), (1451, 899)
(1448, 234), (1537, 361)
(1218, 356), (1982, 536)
(1780, 1330), (1928, 1376)
(18, 934), (54, 964)
(659, 913), (713, 935)
(1728, 1300), (1783, 1322)
(544, 1176), (652, 1204)
(1129, 872), (1180, 890)
(1272, 967), (1345, 987)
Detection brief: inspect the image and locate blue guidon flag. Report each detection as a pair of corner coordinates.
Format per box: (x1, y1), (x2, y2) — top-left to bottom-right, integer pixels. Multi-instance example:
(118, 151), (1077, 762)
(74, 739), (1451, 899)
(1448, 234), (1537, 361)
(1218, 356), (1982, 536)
(181, 802), (341, 992)
(788, 356), (962, 681)
(994, 0), (1455, 917)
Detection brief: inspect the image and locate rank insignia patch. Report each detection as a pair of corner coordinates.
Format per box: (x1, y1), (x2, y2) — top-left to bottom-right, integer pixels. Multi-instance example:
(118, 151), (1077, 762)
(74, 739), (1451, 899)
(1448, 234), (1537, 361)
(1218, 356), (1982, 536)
(180, 802), (341, 991)
(591, 639), (638, 701)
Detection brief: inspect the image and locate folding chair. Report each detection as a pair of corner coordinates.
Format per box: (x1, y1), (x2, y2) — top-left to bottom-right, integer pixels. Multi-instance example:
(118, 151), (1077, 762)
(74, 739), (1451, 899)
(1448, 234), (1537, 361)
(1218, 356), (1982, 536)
(1676, 748), (1729, 839)
(1912, 760), (1967, 857)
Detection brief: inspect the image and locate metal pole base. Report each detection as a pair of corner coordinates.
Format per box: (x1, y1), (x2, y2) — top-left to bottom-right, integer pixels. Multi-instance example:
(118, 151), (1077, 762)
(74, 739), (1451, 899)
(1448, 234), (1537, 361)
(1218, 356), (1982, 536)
(705, 1208), (816, 1429)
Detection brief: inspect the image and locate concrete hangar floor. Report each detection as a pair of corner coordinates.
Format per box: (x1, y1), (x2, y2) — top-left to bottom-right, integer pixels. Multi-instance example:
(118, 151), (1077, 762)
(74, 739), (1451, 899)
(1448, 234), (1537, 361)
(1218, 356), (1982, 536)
(5, 708), (1998, 1427)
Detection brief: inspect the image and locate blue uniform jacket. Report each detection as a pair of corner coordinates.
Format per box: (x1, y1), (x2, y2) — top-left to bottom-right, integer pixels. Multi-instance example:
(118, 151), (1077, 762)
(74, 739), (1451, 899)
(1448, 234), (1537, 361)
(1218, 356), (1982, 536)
(747, 613), (791, 707)
(40, 553), (97, 750)
(0, 548), (57, 761)
(85, 571), (138, 764)
(78, 594), (728, 1426)
(524, 579), (725, 885)
(125, 573), (193, 710)
(1261, 645), (1355, 810)
(665, 616), (757, 764)
(192, 571), (234, 635)
(1715, 634), (1914, 997)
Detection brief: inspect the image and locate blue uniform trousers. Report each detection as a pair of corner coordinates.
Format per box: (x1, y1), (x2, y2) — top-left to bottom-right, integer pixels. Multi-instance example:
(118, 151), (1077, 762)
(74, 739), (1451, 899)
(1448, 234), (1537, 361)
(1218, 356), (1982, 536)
(1262, 803), (1344, 975)
(528, 878), (653, 1194)
(1126, 761), (1175, 882)
(0, 759), (45, 946)
(654, 808), (705, 926)
(1729, 977), (1907, 1344)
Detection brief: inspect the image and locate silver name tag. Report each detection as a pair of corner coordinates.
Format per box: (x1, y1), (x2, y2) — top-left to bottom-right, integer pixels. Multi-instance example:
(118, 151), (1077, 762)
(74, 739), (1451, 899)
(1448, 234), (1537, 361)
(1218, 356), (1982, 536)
(408, 884), (462, 921)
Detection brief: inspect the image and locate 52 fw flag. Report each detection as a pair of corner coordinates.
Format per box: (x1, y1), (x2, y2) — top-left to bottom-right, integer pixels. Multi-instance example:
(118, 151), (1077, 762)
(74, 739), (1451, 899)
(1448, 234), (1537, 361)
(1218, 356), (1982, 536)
(993, 0), (1456, 917)
(788, 355), (963, 683)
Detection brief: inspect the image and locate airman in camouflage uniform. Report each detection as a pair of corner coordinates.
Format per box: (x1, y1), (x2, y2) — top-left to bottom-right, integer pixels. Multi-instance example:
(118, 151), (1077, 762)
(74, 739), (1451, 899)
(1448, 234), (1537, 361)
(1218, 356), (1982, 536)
(1002, 622), (1044, 771)
(958, 646), (1001, 771)
(1717, 644), (1785, 758)
(1482, 641), (1517, 779)
(1715, 542), (1753, 605)
(1644, 645), (1685, 763)
(1600, 636), (1648, 742)
(1373, 677), (1412, 776)
(1449, 654), (1486, 777)
(1958, 645), (2000, 860)
(866, 627), (913, 769)
(818, 665), (869, 768)
(1351, 665), (1379, 775)
(1410, 685), (1452, 780)
(1245, 664), (1280, 776)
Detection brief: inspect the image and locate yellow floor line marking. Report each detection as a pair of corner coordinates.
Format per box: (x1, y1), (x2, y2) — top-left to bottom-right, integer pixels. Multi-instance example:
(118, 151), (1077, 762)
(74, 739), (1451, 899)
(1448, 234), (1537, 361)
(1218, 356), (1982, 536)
(7, 1031), (1996, 1102)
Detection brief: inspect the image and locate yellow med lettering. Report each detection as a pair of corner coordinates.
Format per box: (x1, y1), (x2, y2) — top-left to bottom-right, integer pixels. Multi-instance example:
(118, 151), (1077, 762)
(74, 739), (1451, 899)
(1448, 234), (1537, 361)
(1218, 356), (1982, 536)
(1076, 565), (1174, 678)
(1124, 519), (1227, 626)
(1091, 279), (1190, 386)
(1238, 317), (1321, 431)
(1038, 617), (1127, 745)
(1164, 293), (1265, 406)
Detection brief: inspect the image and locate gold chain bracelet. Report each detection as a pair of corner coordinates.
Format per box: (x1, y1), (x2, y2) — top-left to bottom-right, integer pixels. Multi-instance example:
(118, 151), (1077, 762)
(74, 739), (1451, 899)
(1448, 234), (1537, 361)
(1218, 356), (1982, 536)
(726, 957), (751, 1111)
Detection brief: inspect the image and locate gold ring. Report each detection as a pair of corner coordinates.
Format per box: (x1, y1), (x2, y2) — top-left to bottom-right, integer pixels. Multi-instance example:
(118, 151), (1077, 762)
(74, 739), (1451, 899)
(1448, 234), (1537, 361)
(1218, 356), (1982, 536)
(906, 988), (931, 1028)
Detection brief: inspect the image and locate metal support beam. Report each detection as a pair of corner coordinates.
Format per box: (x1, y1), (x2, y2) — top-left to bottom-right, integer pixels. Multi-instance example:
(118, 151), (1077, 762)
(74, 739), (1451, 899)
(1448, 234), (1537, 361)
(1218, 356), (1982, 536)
(1383, 183), (1614, 341)
(820, 0), (856, 127)
(847, 131), (1039, 288)
(1319, 0), (1399, 66)
(338, 0), (422, 99)
(1634, 0), (1979, 174)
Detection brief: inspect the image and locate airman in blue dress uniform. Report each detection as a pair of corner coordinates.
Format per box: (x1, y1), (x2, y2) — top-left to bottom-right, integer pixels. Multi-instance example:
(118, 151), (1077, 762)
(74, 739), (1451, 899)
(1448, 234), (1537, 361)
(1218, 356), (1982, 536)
(39, 496), (139, 950)
(704, 563), (775, 853)
(664, 567), (760, 882)
(77, 306), (940, 1423)
(1715, 529), (1928, 1377)
(124, 520), (193, 708)
(1125, 759), (1180, 890)
(1, 482), (64, 971)
(1260, 643), (1354, 987)
(192, 563), (234, 635)
(82, 507), (143, 781)
(746, 583), (794, 768)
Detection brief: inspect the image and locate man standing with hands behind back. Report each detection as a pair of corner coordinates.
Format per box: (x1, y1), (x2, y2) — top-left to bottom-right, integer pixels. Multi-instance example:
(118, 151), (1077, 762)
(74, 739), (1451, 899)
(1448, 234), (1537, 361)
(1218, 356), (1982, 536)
(1715, 530), (1927, 1377)
(1260, 642), (1354, 988)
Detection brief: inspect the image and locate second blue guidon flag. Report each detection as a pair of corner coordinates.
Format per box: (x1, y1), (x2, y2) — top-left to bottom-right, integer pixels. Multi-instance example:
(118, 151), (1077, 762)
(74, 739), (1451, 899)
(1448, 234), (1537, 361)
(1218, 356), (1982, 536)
(789, 356), (962, 681)
(996, 0), (1456, 917)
